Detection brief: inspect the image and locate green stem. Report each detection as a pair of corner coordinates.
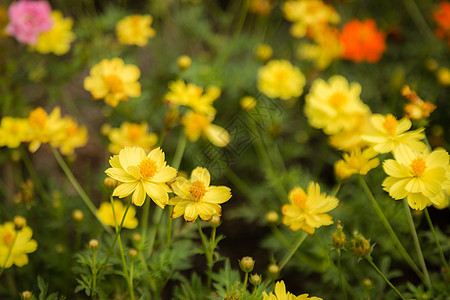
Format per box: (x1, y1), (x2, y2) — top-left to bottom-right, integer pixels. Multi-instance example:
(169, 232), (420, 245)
(403, 198), (431, 289)
(166, 206), (173, 249)
(171, 132), (187, 170)
(197, 221), (213, 289)
(141, 199), (150, 246)
(19, 146), (49, 201)
(337, 253), (348, 300)
(279, 231), (307, 270)
(402, 0), (435, 42)
(366, 257), (407, 300)
(0, 233), (18, 277)
(146, 208), (164, 258)
(424, 208), (449, 271)
(91, 248), (97, 297)
(243, 272), (249, 292)
(51, 147), (111, 233)
(358, 176), (424, 281)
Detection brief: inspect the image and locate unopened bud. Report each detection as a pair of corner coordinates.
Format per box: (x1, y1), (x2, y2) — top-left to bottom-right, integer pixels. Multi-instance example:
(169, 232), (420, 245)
(240, 96), (257, 111)
(89, 239), (99, 250)
(129, 248), (138, 258)
(249, 274), (262, 286)
(267, 263), (280, 278)
(362, 278), (373, 288)
(177, 55), (192, 71)
(351, 232), (371, 258)
(255, 44), (273, 62)
(132, 233), (142, 243)
(210, 215), (221, 228)
(265, 211), (279, 225)
(164, 107), (179, 130)
(332, 221), (346, 249)
(72, 209), (84, 223)
(14, 216), (27, 230)
(104, 177), (118, 189)
(21, 291), (33, 299)
(55, 244), (64, 254)
(239, 256), (255, 272)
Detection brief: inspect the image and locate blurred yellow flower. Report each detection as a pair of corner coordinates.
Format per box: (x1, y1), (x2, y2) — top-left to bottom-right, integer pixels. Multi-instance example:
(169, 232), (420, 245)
(262, 280), (322, 300)
(84, 58), (141, 108)
(361, 114), (426, 154)
(169, 167), (232, 222)
(282, 182), (339, 235)
(116, 14), (155, 46)
(182, 111), (230, 147)
(334, 147), (379, 180)
(0, 117), (29, 148)
(52, 117), (88, 156)
(0, 222), (37, 268)
(304, 75), (370, 135)
(164, 80), (220, 117)
(177, 55), (192, 70)
(97, 200), (138, 229)
(257, 60), (305, 100)
(105, 147), (177, 207)
(401, 85), (436, 120)
(255, 43), (273, 62)
(437, 67), (450, 86)
(33, 11), (75, 55)
(107, 122), (158, 154)
(240, 96), (257, 111)
(382, 144), (449, 210)
(328, 113), (373, 151)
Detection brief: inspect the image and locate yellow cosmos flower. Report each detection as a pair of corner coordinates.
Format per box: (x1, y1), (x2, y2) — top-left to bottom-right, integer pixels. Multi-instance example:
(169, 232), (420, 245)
(97, 200), (138, 229)
(257, 60), (306, 100)
(164, 80), (220, 117)
(107, 122), (158, 154)
(169, 167), (232, 222)
(182, 111), (230, 147)
(334, 147), (379, 180)
(382, 144), (449, 210)
(84, 58), (141, 108)
(361, 114), (426, 154)
(0, 117), (29, 148)
(33, 11), (75, 55)
(262, 280), (322, 300)
(0, 222), (37, 268)
(282, 182), (339, 235)
(105, 147), (177, 207)
(116, 14), (156, 46)
(51, 116), (88, 156)
(328, 112), (372, 151)
(304, 75), (370, 135)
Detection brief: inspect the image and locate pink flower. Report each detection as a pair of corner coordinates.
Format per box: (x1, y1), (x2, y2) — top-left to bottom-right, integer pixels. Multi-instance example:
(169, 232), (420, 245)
(5, 1), (53, 45)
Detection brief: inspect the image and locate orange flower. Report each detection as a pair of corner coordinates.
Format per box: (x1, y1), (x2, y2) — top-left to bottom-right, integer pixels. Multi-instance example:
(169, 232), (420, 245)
(433, 2), (450, 46)
(339, 19), (386, 63)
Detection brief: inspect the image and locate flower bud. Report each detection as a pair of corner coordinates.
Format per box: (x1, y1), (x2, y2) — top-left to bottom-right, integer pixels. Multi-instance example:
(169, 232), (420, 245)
(132, 233), (142, 243)
(55, 244), (64, 254)
(89, 239), (99, 250)
(164, 106), (179, 130)
(332, 221), (346, 249)
(177, 55), (192, 71)
(72, 209), (84, 223)
(239, 256), (255, 272)
(240, 96), (257, 111)
(255, 44), (273, 62)
(21, 291), (33, 299)
(104, 177), (119, 189)
(362, 278), (373, 288)
(14, 216), (27, 230)
(129, 248), (138, 258)
(210, 215), (221, 228)
(351, 232), (371, 258)
(265, 210), (279, 225)
(249, 274), (262, 286)
(267, 263), (280, 278)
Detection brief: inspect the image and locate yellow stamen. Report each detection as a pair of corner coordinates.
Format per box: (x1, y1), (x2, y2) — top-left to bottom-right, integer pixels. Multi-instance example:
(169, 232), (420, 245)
(127, 124), (142, 141)
(329, 92), (348, 108)
(2, 232), (15, 246)
(383, 114), (398, 135)
(189, 181), (207, 202)
(66, 124), (78, 136)
(138, 158), (157, 179)
(104, 74), (124, 94)
(28, 108), (48, 128)
(292, 191), (307, 208)
(410, 158), (426, 175)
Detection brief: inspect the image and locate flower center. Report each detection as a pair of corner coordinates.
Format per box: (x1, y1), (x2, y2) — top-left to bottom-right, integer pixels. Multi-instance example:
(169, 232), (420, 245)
(189, 181), (207, 202)
(66, 123), (78, 136)
(29, 108), (48, 128)
(383, 114), (398, 136)
(104, 74), (124, 94)
(329, 92), (348, 108)
(292, 190), (307, 209)
(127, 124), (142, 141)
(410, 158), (426, 176)
(2, 232), (14, 246)
(138, 158), (157, 179)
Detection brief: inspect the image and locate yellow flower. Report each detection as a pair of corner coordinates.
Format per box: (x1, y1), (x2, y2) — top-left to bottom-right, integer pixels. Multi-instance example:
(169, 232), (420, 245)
(262, 281), (322, 300)
(382, 144), (449, 210)
(164, 80), (220, 117)
(334, 147), (379, 180)
(437, 67), (450, 86)
(107, 122), (158, 154)
(33, 11), (75, 55)
(282, 182), (339, 234)
(255, 43), (273, 62)
(328, 112), (373, 151)
(0, 222), (37, 268)
(240, 96), (257, 111)
(97, 200), (138, 229)
(257, 60), (306, 100)
(361, 114), (426, 154)
(116, 14), (155, 46)
(105, 147), (177, 207)
(51, 116), (88, 155)
(169, 167), (232, 222)
(182, 111), (230, 147)
(84, 58), (141, 108)
(304, 75), (370, 135)
(0, 117), (29, 148)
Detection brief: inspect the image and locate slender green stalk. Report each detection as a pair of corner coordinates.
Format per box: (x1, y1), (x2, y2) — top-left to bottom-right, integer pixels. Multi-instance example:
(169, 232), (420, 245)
(51, 147), (112, 233)
(337, 253), (348, 300)
(141, 199), (150, 245)
(0, 233), (18, 277)
(279, 231), (307, 270)
(366, 257), (407, 300)
(330, 182), (342, 198)
(166, 206), (174, 249)
(243, 272), (249, 291)
(197, 221), (213, 289)
(91, 247), (98, 298)
(403, 199), (431, 289)
(146, 208), (163, 257)
(171, 132), (187, 170)
(358, 176), (424, 281)
(424, 208), (449, 271)
(402, 0), (435, 42)
(19, 146), (49, 201)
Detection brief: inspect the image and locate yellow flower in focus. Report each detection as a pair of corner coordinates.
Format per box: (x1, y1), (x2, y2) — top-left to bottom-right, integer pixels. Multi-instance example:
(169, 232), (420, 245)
(164, 80), (220, 117)
(382, 144), (449, 210)
(25, 107), (65, 153)
(334, 147), (379, 180)
(51, 117), (88, 155)
(262, 280), (322, 300)
(361, 114), (426, 154)
(282, 182), (339, 235)
(33, 11), (75, 55)
(105, 147), (177, 207)
(0, 117), (29, 148)
(97, 200), (138, 229)
(0, 222), (37, 268)
(283, 0), (339, 38)
(257, 60), (306, 100)
(107, 122), (158, 154)
(304, 75), (370, 135)
(169, 167), (232, 222)
(182, 111), (230, 147)
(84, 58), (141, 108)
(116, 14), (155, 46)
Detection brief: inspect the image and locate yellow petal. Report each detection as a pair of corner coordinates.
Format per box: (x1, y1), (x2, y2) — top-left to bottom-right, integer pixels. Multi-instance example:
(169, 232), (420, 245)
(205, 124), (230, 147)
(147, 147), (165, 169)
(143, 181), (169, 208)
(152, 166), (177, 183)
(191, 167), (210, 187)
(113, 182), (138, 198)
(132, 183), (147, 206)
(105, 167), (136, 182)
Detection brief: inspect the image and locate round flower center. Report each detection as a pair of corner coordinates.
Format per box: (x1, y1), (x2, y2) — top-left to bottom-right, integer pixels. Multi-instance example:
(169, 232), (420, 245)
(292, 190), (307, 209)
(9, 124), (19, 134)
(104, 74), (124, 94)
(29, 108), (48, 128)
(410, 158), (426, 175)
(189, 181), (207, 202)
(383, 114), (398, 136)
(138, 158), (157, 179)
(2, 232), (14, 246)
(329, 92), (348, 108)
(127, 125), (142, 141)
(66, 124), (78, 136)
